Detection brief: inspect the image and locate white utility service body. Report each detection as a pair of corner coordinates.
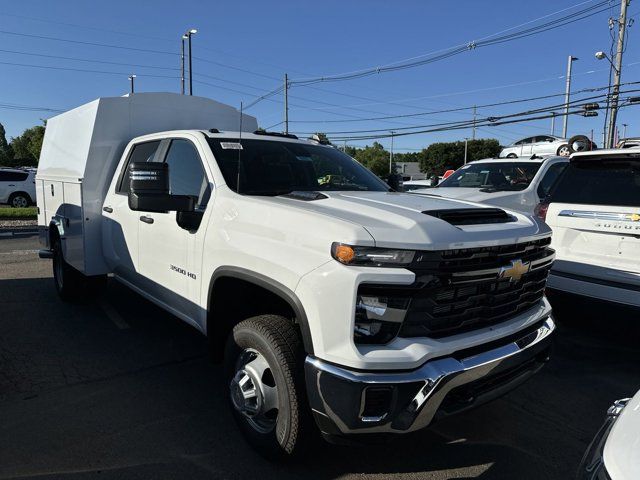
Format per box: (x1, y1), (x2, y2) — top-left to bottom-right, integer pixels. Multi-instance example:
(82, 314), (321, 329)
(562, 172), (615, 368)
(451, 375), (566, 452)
(37, 93), (555, 454)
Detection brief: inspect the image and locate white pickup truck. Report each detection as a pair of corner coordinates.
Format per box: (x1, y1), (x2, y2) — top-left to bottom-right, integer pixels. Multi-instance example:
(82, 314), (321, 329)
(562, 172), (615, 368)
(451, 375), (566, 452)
(37, 93), (555, 457)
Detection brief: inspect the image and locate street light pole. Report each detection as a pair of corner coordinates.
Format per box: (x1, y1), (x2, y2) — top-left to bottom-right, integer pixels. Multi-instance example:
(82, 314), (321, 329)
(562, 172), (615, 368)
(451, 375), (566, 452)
(389, 131), (395, 173)
(550, 112), (556, 135)
(284, 73), (289, 134)
(464, 137), (468, 165)
(607, 0), (630, 149)
(180, 35), (187, 95)
(183, 28), (197, 96)
(622, 123), (628, 139)
(128, 74), (136, 94)
(562, 56), (578, 138)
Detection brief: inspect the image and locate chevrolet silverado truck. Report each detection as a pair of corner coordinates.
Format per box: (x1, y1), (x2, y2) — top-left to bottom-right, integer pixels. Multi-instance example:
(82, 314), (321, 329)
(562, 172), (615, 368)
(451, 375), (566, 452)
(37, 93), (556, 457)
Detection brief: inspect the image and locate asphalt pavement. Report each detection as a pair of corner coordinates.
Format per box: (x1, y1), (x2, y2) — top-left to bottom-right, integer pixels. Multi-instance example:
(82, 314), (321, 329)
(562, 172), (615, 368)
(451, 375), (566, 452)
(1, 233), (639, 479)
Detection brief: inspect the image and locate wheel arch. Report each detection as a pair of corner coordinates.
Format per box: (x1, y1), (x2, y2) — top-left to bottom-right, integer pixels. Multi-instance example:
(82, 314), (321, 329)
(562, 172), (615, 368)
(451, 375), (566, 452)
(207, 266), (314, 357)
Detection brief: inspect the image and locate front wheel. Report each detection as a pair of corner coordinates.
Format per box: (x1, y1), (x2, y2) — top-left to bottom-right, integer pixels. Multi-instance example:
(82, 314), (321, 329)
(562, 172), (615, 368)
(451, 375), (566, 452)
(225, 315), (310, 458)
(506, 153), (518, 158)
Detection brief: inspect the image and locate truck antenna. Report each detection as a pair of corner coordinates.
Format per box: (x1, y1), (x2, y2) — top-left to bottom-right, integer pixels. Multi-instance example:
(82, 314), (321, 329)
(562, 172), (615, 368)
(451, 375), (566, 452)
(237, 102), (243, 194)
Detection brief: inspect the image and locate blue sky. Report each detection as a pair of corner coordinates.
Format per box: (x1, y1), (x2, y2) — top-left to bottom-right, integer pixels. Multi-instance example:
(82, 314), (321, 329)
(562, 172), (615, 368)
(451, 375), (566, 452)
(0, 0), (638, 151)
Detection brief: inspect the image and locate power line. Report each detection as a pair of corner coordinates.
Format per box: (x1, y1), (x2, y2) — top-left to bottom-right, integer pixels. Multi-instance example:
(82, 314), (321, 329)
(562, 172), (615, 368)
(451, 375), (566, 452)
(288, 1), (614, 86)
(317, 90), (640, 141)
(0, 59), (179, 79)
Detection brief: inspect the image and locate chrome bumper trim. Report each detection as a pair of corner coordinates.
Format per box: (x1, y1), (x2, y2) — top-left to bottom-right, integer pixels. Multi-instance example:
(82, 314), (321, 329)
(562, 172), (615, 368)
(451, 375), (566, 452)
(305, 317), (555, 435)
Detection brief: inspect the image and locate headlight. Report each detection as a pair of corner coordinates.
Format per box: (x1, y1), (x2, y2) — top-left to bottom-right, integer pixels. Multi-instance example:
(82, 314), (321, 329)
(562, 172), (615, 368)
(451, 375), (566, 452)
(354, 295), (410, 344)
(332, 243), (416, 267)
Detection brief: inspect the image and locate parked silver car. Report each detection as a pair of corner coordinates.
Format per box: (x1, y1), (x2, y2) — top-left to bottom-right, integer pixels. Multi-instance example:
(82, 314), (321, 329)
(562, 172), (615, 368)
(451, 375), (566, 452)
(499, 135), (570, 158)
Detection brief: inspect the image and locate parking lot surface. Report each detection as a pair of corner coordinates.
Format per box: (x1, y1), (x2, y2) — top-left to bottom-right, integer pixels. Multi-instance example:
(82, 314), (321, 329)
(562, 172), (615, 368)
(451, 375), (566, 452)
(1, 233), (639, 480)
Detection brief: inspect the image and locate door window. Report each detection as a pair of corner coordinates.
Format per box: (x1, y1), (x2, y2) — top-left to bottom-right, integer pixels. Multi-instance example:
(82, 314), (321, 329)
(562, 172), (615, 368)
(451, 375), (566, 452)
(164, 139), (210, 210)
(118, 141), (162, 193)
(537, 162), (567, 199)
(0, 171), (28, 182)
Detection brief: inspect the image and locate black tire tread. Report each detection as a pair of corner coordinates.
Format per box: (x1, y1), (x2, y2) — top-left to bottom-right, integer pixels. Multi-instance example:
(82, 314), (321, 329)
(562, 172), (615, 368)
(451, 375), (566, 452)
(229, 315), (308, 456)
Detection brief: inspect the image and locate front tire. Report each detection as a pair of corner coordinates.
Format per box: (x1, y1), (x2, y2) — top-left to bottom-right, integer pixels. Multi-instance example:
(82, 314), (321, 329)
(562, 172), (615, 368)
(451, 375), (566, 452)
(225, 315), (309, 458)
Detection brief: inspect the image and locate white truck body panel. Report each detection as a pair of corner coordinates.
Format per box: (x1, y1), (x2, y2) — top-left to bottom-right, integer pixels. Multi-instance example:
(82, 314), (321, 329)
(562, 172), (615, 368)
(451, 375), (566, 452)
(37, 93), (257, 275)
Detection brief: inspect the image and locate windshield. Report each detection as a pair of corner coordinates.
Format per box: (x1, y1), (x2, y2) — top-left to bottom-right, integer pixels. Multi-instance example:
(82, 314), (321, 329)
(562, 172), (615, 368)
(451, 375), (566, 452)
(550, 158), (640, 207)
(207, 138), (389, 195)
(437, 162), (541, 191)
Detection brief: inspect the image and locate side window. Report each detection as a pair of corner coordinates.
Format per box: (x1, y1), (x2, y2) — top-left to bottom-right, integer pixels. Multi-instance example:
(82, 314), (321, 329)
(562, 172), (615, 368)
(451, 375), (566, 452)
(118, 140), (161, 193)
(164, 139), (211, 210)
(537, 162), (567, 199)
(0, 171), (28, 181)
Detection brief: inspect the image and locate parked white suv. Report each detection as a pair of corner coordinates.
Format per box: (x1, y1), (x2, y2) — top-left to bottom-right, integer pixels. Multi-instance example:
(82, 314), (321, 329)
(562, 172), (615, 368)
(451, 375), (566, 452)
(410, 157), (568, 215)
(36, 93), (556, 457)
(540, 148), (640, 308)
(0, 167), (36, 207)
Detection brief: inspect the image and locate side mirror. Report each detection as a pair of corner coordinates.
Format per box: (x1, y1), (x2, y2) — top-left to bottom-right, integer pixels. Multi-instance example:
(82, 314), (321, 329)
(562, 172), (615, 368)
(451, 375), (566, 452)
(128, 162), (195, 213)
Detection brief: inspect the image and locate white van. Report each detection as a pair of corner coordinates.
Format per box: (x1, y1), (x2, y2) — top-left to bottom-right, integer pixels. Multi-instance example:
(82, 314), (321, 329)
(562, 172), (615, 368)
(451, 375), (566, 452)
(541, 148), (640, 308)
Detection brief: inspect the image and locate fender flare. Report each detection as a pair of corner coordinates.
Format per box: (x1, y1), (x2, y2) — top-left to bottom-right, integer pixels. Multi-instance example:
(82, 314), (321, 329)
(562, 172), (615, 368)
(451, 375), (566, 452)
(207, 266), (314, 354)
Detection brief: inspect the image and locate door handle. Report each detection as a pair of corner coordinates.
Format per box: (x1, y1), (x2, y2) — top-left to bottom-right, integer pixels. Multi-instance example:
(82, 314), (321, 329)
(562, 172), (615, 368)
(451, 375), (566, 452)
(102, 206), (113, 213)
(8, 184), (15, 187)
(140, 215), (154, 224)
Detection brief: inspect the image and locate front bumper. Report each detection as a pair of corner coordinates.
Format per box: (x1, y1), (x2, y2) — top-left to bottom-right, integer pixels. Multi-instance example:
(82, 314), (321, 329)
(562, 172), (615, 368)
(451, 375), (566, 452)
(305, 317), (555, 436)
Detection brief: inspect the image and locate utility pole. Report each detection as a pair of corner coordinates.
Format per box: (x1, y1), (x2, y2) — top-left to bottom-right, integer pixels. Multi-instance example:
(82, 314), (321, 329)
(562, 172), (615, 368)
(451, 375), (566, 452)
(622, 123), (628, 139)
(183, 28), (197, 96)
(389, 131), (395, 173)
(128, 74), (136, 94)
(180, 35), (187, 94)
(607, 0), (630, 149)
(472, 105), (477, 140)
(562, 56), (578, 138)
(550, 112), (556, 135)
(464, 138), (468, 165)
(284, 73), (289, 134)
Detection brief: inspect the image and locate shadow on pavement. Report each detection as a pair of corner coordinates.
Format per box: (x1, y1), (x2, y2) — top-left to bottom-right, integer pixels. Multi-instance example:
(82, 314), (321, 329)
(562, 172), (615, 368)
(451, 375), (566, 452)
(0, 277), (638, 479)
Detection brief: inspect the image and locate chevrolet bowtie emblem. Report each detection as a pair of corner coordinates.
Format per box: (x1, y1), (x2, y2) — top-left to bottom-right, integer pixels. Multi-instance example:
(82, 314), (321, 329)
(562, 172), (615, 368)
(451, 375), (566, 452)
(499, 259), (531, 282)
(628, 213), (640, 222)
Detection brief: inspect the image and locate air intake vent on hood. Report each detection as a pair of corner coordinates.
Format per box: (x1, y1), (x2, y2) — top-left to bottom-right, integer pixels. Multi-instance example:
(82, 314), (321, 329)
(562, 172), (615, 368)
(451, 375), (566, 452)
(423, 208), (515, 225)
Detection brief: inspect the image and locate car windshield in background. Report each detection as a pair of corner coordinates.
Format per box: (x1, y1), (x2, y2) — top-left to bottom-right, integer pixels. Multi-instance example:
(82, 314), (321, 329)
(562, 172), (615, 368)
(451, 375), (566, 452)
(550, 158), (640, 207)
(207, 138), (389, 195)
(437, 162), (541, 191)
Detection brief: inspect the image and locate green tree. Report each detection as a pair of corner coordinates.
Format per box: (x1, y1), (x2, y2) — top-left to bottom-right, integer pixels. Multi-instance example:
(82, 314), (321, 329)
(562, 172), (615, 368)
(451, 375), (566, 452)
(353, 142), (391, 177)
(0, 123), (13, 166)
(9, 124), (45, 166)
(419, 139), (500, 174)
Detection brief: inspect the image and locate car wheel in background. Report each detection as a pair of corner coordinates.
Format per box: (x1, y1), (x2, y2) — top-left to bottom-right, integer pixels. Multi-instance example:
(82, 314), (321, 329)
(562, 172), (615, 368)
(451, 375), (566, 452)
(506, 153), (518, 158)
(557, 144), (571, 157)
(225, 314), (311, 458)
(568, 135), (593, 153)
(9, 193), (30, 208)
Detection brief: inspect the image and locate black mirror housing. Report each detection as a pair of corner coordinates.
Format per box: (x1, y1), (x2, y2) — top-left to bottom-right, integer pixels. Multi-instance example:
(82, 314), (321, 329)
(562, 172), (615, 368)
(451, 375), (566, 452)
(128, 161), (196, 213)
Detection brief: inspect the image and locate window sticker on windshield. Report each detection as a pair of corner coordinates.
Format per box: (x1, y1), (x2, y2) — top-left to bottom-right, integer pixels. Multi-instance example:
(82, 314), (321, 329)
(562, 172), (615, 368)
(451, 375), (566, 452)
(220, 142), (243, 150)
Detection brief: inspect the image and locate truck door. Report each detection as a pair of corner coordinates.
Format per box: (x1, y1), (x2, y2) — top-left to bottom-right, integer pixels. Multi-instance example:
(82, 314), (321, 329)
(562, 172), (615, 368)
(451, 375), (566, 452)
(137, 137), (212, 324)
(102, 140), (162, 281)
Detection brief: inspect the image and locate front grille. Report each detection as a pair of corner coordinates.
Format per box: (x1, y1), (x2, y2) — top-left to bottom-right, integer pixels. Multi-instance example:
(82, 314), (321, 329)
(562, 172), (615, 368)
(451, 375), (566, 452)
(358, 238), (554, 340)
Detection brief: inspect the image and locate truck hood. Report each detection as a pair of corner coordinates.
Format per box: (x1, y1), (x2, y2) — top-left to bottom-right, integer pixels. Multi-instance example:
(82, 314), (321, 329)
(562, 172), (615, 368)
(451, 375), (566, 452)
(604, 390), (640, 480)
(412, 186), (521, 204)
(268, 191), (549, 250)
